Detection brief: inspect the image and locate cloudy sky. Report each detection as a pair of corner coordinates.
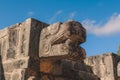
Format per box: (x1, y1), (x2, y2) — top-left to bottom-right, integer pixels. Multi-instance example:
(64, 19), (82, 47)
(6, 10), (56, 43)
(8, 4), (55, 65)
(0, 0), (120, 56)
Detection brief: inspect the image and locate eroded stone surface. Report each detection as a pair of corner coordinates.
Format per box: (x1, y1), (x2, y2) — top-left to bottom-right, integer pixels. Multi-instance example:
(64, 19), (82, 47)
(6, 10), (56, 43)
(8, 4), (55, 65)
(0, 18), (48, 80)
(0, 18), (102, 80)
(85, 53), (120, 80)
(40, 20), (86, 61)
(40, 59), (99, 80)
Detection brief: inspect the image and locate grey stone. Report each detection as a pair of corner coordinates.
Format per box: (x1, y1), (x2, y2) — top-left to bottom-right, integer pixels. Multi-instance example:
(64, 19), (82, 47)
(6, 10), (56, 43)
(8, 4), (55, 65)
(3, 58), (29, 72)
(0, 42), (1, 56)
(78, 71), (100, 80)
(40, 21), (86, 61)
(12, 73), (20, 80)
(0, 18), (107, 80)
(118, 62), (120, 76)
(3, 62), (14, 72)
(74, 61), (92, 72)
(84, 53), (120, 80)
(4, 73), (11, 80)
(7, 48), (16, 59)
(11, 69), (26, 80)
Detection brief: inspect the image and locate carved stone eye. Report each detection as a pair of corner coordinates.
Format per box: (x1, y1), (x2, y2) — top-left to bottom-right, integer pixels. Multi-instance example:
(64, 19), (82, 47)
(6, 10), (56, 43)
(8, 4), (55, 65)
(71, 23), (76, 27)
(69, 27), (76, 34)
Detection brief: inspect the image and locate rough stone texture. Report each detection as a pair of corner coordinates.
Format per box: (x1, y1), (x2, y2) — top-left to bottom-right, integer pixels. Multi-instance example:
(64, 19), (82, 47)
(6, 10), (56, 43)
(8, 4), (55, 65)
(39, 20), (95, 80)
(85, 53), (120, 80)
(0, 19), (99, 80)
(40, 21), (86, 61)
(11, 69), (25, 80)
(0, 18), (48, 80)
(118, 62), (120, 77)
(0, 55), (5, 80)
(1, 18), (120, 80)
(40, 59), (99, 80)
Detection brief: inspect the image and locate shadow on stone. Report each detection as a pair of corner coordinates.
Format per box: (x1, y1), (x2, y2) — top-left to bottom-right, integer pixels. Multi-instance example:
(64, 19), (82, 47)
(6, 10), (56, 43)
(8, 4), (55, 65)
(0, 55), (5, 80)
(24, 19), (48, 80)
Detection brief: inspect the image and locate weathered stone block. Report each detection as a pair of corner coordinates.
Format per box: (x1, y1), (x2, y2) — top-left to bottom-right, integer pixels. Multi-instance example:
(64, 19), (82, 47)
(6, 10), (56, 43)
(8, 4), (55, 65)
(40, 21), (86, 61)
(78, 71), (99, 80)
(0, 29), (8, 60)
(0, 18), (90, 80)
(4, 73), (11, 80)
(40, 59), (99, 80)
(84, 53), (120, 80)
(118, 62), (120, 75)
(28, 18), (49, 59)
(40, 59), (62, 75)
(0, 18), (49, 80)
(11, 69), (25, 80)
(3, 57), (29, 72)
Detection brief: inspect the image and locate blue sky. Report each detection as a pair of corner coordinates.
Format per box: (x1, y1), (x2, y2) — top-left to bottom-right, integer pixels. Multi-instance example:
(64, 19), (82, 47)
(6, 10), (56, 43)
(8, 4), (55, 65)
(0, 0), (120, 56)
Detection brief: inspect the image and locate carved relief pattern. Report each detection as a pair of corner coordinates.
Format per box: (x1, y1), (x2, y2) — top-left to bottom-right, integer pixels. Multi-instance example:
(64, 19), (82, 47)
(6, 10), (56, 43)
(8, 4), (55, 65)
(40, 21), (86, 60)
(21, 28), (26, 54)
(0, 41), (1, 55)
(0, 35), (8, 60)
(2, 38), (7, 60)
(7, 26), (19, 59)
(40, 22), (61, 55)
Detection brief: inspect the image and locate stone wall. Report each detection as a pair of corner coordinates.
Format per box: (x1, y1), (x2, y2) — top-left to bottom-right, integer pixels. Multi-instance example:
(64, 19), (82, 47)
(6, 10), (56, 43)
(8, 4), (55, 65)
(0, 18), (100, 80)
(115, 54), (120, 80)
(85, 53), (120, 80)
(40, 58), (99, 80)
(0, 18), (120, 80)
(0, 18), (48, 80)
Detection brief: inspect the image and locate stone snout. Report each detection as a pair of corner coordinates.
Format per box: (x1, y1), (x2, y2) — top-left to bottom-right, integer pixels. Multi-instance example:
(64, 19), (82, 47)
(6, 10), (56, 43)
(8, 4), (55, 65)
(39, 20), (86, 61)
(0, 18), (90, 80)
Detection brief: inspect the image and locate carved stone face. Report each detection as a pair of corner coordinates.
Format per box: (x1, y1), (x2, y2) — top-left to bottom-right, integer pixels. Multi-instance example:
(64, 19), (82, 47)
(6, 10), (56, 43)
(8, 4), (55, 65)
(58, 21), (86, 43)
(39, 21), (86, 61)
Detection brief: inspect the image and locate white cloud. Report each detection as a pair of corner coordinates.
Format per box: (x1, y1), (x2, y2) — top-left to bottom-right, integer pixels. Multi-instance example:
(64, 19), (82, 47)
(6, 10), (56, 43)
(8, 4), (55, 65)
(48, 10), (63, 23)
(27, 11), (34, 17)
(82, 14), (120, 36)
(68, 12), (76, 19)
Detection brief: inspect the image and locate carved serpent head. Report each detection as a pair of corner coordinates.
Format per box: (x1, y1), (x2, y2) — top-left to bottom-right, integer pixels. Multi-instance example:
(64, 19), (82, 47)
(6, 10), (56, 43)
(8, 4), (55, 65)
(58, 20), (86, 43)
(39, 20), (86, 61)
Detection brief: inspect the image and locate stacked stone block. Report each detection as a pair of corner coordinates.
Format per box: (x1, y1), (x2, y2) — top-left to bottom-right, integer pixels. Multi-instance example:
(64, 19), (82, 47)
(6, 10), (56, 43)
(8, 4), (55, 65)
(85, 53), (120, 80)
(0, 18), (48, 80)
(0, 18), (101, 80)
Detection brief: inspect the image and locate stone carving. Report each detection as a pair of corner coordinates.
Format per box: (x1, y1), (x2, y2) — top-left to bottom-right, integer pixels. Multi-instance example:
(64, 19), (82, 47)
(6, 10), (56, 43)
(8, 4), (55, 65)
(0, 42), (1, 55)
(40, 20), (86, 61)
(7, 25), (19, 59)
(0, 35), (8, 60)
(84, 53), (120, 80)
(21, 28), (26, 55)
(1, 18), (94, 80)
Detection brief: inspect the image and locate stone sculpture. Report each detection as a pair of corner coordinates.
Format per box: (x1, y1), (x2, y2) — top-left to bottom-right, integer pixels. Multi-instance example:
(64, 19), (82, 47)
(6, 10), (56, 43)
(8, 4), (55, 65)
(40, 20), (86, 61)
(0, 18), (100, 80)
(39, 21), (89, 80)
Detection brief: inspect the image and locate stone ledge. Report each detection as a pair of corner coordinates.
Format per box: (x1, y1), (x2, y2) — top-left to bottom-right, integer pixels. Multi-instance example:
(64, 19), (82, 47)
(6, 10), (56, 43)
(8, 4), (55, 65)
(3, 57), (29, 72)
